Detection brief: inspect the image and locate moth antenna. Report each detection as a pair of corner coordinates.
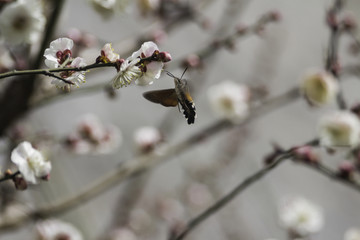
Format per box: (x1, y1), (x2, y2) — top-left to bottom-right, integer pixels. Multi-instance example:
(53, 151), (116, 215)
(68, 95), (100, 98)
(165, 70), (177, 79)
(180, 67), (188, 80)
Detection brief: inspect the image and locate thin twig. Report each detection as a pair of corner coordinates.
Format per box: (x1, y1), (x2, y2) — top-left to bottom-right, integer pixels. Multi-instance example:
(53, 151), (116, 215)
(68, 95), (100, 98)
(326, 0), (347, 109)
(0, 62), (116, 80)
(43, 71), (75, 85)
(0, 171), (20, 183)
(298, 161), (360, 192)
(171, 152), (295, 240)
(170, 139), (319, 240)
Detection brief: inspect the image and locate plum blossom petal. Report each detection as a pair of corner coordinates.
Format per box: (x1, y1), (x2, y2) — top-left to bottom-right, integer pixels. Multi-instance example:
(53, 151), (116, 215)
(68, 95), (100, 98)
(207, 81), (250, 123)
(11, 141), (51, 184)
(318, 111), (360, 148)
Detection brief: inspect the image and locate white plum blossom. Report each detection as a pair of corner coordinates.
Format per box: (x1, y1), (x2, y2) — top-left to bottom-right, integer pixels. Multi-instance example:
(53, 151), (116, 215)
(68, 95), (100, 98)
(112, 58), (142, 89)
(111, 41), (169, 89)
(157, 197), (185, 224)
(36, 219), (83, 240)
(278, 196), (324, 237)
(91, 0), (130, 19)
(301, 70), (339, 106)
(318, 111), (360, 148)
(207, 81), (250, 123)
(44, 38), (87, 90)
(11, 141), (51, 184)
(44, 38), (74, 68)
(131, 41), (163, 86)
(100, 43), (120, 63)
(109, 227), (137, 240)
(345, 228), (360, 240)
(133, 126), (162, 153)
(0, 0), (45, 45)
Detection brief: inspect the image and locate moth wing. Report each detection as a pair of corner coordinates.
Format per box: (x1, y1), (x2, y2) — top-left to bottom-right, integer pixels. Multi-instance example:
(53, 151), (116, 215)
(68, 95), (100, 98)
(143, 89), (178, 107)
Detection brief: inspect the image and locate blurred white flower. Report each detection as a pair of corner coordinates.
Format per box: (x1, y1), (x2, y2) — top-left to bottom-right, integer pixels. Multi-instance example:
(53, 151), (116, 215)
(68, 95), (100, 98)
(65, 114), (122, 154)
(318, 111), (360, 148)
(91, 0), (129, 19)
(100, 43), (120, 63)
(109, 227), (137, 240)
(186, 182), (213, 211)
(300, 70), (338, 106)
(112, 58), (142, 88)
(207, 81), (250, 123)
(44, 37), (74, 68)
(345, 228), (360, 240)
(279, 196), (324, 237)
(131, 41), (163, 86)
(157, 197), (185, 224)
(129, 208), (152, 232)
(133, 126), (162, 153)
(11, 141), (51, 184)
(0, 0), (45, 45)
(36, 219), (83, 240)
(137, 0), (160, 14)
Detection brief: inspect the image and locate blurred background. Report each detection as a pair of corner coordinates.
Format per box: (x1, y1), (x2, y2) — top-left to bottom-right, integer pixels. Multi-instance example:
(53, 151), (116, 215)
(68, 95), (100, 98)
(1, 0), (360, 239)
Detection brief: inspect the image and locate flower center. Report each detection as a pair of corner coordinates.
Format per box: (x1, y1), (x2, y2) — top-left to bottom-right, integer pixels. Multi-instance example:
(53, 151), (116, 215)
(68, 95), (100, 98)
(54, 233), (70, 240)
(12, 14), (28, 31)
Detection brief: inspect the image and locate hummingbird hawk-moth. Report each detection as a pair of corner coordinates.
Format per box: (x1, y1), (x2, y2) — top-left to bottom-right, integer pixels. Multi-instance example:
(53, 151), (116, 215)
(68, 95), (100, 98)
(142, 68), (196, 124)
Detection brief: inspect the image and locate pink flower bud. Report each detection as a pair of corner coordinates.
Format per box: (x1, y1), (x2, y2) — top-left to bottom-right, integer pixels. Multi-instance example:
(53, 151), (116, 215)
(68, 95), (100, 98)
(158, 51), (172, 62)
(268, 10), (282, 22)
(338, 161), (355, 179)
(294, 146), (319, 164)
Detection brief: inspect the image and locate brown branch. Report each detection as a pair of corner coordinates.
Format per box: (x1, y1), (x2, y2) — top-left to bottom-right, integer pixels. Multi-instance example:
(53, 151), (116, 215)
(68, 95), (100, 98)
(326, 0), (347, 110)
(298, 161), (360, 193)
(0, 0), (65, 136)
(169, 139), (319, 240)
(0, 171), (20, 183)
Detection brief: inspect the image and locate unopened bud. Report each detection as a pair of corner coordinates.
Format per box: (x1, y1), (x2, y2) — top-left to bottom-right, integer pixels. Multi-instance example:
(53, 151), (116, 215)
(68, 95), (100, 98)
(158, 51), (172, 62)
(182, 54), (201, 68)
(115, 59), (125, 72)
(294, 146), (319, 164)
(342, 14), (357, 31)
(236, 23), (248, 35)
(338, 161), (355, 179)
(326, 10), (338, 29)
(268, 10), (282, 22)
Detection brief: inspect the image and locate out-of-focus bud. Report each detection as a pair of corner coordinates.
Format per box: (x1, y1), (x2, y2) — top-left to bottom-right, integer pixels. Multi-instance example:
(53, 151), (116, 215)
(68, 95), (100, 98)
(236, 23), (248, 35)
(293, 146), (319, 165)
(342, 13), (357, 32)
(158, 51), (172, 62)
(268, 10), (282, 22)
(337, 161), (355, 180)
(182, 54), (201, 69)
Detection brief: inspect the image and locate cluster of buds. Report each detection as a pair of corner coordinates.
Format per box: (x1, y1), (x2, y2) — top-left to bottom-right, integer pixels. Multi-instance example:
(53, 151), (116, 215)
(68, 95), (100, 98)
(64, 114), (121, 155)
